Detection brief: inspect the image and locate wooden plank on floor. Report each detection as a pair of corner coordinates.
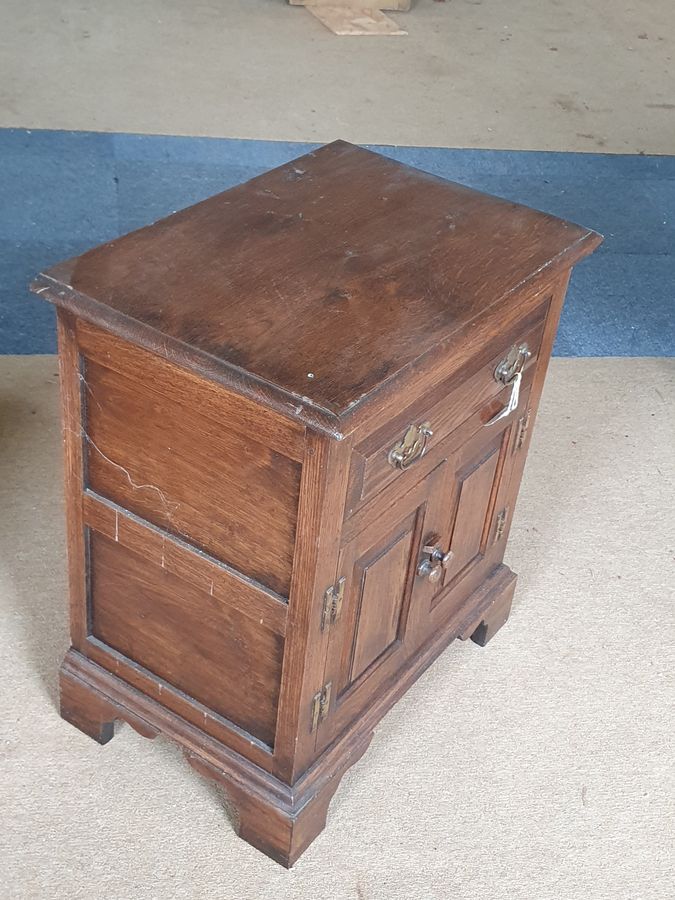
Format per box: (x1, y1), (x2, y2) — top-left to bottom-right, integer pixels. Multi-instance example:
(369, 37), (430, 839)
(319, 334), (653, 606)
(290, 0), (411, 10)
(305, 6), (408, 35)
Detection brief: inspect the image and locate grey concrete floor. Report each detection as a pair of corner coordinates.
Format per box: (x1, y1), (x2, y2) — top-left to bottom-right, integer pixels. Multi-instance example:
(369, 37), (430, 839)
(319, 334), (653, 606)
(1, 0), (673, 153)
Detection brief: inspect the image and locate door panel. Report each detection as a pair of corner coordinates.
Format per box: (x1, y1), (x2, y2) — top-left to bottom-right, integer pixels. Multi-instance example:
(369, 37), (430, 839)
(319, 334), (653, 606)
(445, 445), (500, 579)
(317, 462), (450, 749)
(438, 427), (510, 598)
(425, 387), (533, 629)
(346, 515), (417, 688)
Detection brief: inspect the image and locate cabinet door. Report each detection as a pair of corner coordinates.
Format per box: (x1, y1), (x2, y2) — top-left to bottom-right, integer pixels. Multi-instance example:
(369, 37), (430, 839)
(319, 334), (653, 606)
(438, 426), (509, 595)
(316, 461), (450, 750)
(421, 385), (533, 633)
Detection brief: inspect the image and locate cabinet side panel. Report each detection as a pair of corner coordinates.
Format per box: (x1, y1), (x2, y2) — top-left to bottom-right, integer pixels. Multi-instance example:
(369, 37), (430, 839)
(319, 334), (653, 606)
(89, 532), (284, 747)
(80, 352), (301, 598)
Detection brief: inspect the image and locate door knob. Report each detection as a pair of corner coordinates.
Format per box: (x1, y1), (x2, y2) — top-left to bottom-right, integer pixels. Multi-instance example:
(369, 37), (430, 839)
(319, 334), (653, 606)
(417, 541), (453, 583)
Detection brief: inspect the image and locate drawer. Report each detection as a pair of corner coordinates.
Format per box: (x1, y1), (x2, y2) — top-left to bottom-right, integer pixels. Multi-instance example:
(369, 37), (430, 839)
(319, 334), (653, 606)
(344, 303), (548, 521)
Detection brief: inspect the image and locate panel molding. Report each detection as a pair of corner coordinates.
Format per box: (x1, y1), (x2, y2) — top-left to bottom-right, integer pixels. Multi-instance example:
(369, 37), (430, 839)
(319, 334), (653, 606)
(79, 636), (277, 771)
(433, 425), (512, 604)
(341, 511), (419, 696)
(83, 491), (288, 636)
(85, 635), (276, 756)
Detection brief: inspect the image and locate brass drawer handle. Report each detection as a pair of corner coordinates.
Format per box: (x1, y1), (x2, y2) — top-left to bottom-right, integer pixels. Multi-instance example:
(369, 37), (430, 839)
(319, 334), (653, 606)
(484, 343), (531, 427)
(388, 422), (433, 470)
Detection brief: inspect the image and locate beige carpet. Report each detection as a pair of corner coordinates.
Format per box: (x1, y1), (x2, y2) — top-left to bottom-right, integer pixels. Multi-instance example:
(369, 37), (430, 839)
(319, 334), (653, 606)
(1, 356), (673, 900)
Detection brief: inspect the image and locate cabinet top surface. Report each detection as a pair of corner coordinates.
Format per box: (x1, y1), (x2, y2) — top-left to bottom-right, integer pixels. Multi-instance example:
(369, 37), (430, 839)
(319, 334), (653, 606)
(34, 141), (600, 425)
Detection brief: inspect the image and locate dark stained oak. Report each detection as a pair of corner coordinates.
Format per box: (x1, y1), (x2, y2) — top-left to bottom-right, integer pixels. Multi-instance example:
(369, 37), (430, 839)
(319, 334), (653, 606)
(81, 331), (302, 598)
(33, 140), (601, 436)
(89, 533), (284, 747)
(32, 142), (601, 866)
(82, 492), (288, 637)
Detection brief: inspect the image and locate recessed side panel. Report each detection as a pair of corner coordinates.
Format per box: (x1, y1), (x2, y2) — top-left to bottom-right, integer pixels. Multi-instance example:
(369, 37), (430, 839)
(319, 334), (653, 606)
(80, 350), (301, 598)
(89, 532), (284, 747)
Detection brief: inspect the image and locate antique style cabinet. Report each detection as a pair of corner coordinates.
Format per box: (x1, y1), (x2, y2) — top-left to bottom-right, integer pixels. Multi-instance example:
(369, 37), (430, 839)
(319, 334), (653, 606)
(32, 141), (601, 866)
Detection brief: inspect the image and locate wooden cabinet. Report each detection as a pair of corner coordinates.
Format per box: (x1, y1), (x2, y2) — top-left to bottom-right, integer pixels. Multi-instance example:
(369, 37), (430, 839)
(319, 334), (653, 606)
(32, 140), (601, 867)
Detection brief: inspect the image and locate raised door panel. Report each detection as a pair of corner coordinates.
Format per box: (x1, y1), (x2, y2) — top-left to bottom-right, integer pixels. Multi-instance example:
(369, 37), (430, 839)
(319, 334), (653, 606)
(339, 512), (418, 694)
(421, 386), (534, 634)
(316, 462), (450, 750)
(88, 532), (284, 747)
(440, 432), (506, 593)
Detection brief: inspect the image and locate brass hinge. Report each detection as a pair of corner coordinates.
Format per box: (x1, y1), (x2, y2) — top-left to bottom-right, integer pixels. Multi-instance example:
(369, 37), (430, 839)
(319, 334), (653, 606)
(495, 508), (508, 542)
(321, 577), (345, 631)
(310, 682), (332, 733)
(515, 408), (531, 450)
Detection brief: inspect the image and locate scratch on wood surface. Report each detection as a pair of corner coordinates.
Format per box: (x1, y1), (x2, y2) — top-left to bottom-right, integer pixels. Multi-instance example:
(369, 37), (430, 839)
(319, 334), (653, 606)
(83, 432), (180, 521)
(78, 373), (103, 412)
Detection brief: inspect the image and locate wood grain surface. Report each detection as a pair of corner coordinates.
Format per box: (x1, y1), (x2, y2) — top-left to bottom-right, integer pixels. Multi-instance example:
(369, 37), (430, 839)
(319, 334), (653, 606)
(89, 533), (284, 746)
(33, 141), (601, 430)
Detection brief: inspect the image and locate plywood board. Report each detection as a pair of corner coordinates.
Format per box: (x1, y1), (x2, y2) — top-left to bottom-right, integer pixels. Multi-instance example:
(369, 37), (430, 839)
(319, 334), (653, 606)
(305, 6), (407, 35)
(291, 0), (411, 10)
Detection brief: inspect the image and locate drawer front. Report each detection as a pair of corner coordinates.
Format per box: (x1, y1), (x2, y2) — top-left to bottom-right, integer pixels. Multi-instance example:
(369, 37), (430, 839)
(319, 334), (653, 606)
(345, 302), (548, 521)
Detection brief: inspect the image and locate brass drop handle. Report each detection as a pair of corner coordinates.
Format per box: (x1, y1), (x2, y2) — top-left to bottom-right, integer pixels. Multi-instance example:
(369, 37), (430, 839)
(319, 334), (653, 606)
(389, 422), (433, 470)
(417, 541), (453, 583)
(484, 343), (531, 427)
